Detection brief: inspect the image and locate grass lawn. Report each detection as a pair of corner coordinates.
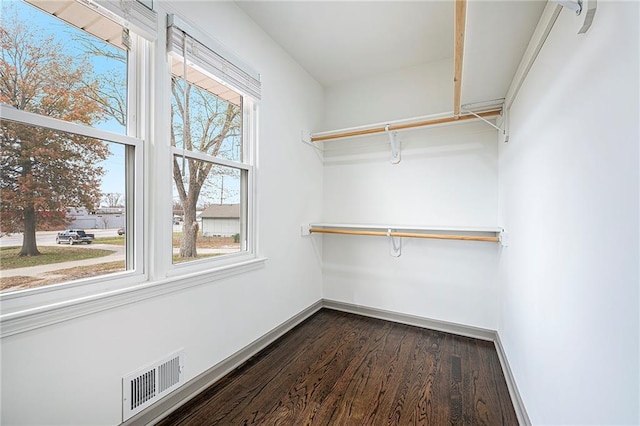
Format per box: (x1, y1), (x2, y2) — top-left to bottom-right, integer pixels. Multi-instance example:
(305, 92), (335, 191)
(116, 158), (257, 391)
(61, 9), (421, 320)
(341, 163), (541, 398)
(172, 233), (240, 249)
(0, 261), (125, 292)
(0, 246), (115, 270)
(93, 236), (125, 245)
(0, 235), (238, 292)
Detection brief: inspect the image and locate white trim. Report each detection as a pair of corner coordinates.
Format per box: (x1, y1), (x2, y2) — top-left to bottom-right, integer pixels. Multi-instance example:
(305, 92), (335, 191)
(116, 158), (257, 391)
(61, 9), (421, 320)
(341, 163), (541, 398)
(0, 257), (267, 338)
(309, 223), (503, 234)
(130, 32), (148, 278)
(504, 2), (562, 110)
(495, 333), (532, 426)
(322, 299), (496, 341)
(122, 300), (323, 425)
(170, 148), (251, 172)
(0, 105), (142, 147)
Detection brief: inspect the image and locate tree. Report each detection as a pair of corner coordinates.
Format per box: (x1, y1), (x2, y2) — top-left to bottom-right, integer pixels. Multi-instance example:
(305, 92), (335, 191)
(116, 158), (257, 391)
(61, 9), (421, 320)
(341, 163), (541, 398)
(171, 76), (241, 258)
(0, 6), (109, 256)
(72, 35), (127, 128)
(102, 192), (123, 208)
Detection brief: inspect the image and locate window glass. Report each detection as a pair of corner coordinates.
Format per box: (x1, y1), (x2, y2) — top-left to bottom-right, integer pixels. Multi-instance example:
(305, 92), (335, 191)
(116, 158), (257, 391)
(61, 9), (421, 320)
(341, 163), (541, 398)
(172, 159), (246, 263)
(169, 54), (250, 265)
(0, 122), (129, 293)
(170, 56), (243, 162)
(1, 1), (127, 134)
(0, 0), (135, 294)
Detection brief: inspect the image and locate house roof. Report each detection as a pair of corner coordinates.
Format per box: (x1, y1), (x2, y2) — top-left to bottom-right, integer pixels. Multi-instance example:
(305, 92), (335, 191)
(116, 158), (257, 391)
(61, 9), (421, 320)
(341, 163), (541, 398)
(200, 204), (240, 219)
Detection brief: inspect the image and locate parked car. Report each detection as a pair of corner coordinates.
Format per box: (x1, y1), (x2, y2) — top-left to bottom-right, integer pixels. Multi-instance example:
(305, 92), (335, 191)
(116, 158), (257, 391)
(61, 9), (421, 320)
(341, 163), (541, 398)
(117, 228), (125, 235)
(56, 229), (95, 245)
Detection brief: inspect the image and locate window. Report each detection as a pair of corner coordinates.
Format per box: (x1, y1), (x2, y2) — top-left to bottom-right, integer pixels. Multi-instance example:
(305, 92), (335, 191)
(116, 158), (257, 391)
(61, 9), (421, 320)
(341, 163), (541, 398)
(167, 15), (260, 268)
(0, 2), (266, 335)
(0, 0), (152, 296)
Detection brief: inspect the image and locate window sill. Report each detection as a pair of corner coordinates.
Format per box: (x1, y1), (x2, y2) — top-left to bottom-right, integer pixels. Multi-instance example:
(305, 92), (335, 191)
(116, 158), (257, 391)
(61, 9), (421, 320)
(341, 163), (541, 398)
(0, 256), (267, 338)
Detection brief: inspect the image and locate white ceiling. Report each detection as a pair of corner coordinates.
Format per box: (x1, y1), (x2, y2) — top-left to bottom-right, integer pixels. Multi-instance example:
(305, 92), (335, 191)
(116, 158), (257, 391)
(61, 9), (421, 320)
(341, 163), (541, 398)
(236, 0), (546, 104)
(237, 1), (454, 87)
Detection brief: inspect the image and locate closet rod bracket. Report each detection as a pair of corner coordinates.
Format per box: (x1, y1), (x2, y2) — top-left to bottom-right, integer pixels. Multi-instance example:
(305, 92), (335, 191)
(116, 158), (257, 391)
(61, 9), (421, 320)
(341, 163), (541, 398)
(499, 229), (509, 247)
(385, 125), (401, 164)
(301, 130), (323, 151)
(388, 228), (402, 257)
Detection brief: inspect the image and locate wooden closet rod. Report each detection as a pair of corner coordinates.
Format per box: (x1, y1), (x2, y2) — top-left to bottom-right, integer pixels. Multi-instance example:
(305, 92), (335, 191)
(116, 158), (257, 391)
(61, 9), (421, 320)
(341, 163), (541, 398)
(311, 109), (501, 142)
(309, 228), (500, 243)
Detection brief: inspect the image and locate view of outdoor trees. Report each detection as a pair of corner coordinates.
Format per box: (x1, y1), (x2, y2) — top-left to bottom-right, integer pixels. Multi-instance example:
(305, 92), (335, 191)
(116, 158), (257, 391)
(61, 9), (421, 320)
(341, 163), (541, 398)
(0, 4), (116, 256)
(0, 0), (247, 291)
(170, 62), (243, 259)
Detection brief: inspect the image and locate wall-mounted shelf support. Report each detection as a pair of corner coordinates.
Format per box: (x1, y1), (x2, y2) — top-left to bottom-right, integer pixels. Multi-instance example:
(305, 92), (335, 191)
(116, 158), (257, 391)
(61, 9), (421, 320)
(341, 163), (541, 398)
(387, 228), (402, 256)
(499, 229), (509, 247)
(553, 0), (597, 33)
(460, 107), (502, 132)
(555, 0), (582, 14)
(311, 109), (502, 143)
(385, 125), (401, 164)
(301, 130), (323, 151)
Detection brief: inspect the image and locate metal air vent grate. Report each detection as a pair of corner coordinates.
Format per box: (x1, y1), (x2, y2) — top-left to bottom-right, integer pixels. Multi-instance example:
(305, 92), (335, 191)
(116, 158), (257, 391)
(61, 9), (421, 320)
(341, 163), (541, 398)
(123, 350), (184, 421)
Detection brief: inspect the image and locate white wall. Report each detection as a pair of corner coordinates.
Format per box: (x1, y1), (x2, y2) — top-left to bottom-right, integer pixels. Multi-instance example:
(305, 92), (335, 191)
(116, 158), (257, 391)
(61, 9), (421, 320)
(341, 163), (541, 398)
(498, 3), (639, 425)
(0, 2), (324, 425)
(322, 58), (453, 130)
(321, 119), (501, 329)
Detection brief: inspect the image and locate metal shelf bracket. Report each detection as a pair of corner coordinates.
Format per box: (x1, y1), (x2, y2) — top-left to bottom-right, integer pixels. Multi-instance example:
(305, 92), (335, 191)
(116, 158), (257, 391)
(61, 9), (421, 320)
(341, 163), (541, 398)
(385, 125), (401, 164)
(388, 228), (402, 257)
(499, 229), (508, 247)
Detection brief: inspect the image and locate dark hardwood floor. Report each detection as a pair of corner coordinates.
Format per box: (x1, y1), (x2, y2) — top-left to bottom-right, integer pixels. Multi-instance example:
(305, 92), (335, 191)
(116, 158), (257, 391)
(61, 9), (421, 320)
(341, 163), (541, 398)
(157, 309), (518, 425)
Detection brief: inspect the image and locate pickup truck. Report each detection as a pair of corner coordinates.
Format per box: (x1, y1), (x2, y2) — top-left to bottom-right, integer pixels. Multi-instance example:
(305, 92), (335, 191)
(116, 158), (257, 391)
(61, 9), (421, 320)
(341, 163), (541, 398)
(56, 229), (95, 245)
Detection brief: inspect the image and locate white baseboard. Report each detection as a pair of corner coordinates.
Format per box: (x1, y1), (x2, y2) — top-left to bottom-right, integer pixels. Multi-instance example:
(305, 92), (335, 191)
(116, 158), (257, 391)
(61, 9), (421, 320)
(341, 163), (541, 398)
(123, 298), (529, 426)
(121, 300), (323, 426)
(322, 299), (496, 341)
(494, 332), (532, 426)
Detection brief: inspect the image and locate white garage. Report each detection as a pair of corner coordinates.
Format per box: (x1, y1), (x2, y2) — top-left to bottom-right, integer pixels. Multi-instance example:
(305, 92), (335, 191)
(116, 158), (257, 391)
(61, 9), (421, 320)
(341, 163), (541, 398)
(200, 204), (240, 237)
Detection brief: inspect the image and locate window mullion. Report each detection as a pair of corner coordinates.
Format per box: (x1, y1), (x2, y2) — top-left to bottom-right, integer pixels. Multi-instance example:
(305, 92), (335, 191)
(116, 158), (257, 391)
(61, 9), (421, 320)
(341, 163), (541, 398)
(0, 105), (142, 147)
(170, 147), (250, 171)
(129, 33), (146, 275)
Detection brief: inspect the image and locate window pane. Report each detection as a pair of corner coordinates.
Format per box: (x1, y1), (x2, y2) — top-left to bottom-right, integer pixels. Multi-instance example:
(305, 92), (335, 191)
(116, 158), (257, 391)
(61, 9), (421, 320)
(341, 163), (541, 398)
(170, 56), (243, 162)
(172, 157), (246, 264)
(1, 0), (128, 134)
(0, 121), (129, 293)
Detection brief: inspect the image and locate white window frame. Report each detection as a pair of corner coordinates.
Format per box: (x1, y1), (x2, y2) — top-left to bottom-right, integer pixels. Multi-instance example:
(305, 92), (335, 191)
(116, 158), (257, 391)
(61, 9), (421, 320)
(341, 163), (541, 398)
(0, 4), (266, 338)
(0, 5), (149, 321)
(165, 42), (260, 277)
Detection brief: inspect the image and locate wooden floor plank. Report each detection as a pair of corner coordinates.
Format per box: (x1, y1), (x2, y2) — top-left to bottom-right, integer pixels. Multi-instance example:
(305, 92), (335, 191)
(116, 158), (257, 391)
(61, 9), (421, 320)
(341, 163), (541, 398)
(157, 309), (518, 425)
